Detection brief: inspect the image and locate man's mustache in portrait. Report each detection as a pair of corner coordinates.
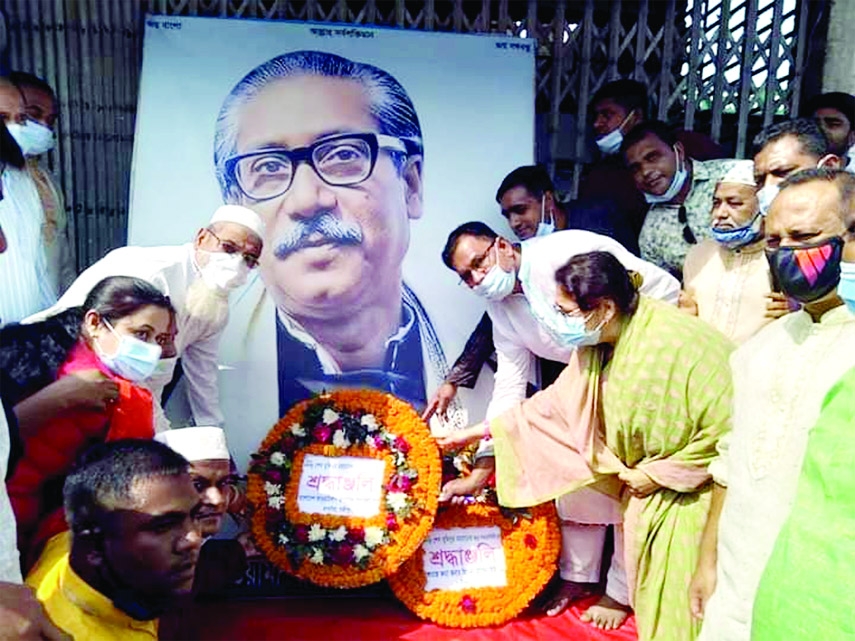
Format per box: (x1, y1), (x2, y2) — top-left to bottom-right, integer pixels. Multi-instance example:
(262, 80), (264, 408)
(273, 212), (364, 260)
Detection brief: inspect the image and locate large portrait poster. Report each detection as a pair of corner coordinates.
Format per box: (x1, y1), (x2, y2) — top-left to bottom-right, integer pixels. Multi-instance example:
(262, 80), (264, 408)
(130, 16), (534, 470)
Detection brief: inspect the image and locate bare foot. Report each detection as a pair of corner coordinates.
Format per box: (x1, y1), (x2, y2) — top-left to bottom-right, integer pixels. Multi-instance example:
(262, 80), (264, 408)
(580, 594), (632, 630)
(543, 580), (597, 617)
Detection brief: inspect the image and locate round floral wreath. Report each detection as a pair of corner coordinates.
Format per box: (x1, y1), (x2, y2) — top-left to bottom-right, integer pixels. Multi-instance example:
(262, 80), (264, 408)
(388, 501), (560, 628)
(247, 390), (441, 588)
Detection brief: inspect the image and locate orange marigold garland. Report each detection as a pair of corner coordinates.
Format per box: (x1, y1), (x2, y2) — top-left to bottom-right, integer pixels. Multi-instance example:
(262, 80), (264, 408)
(388, 501), (560, 628)
(247, 390), (441, 588)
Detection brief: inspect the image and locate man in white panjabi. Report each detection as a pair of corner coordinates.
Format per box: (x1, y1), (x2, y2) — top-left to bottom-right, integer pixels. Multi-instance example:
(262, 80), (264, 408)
(680, 160), (788, 343)
(690, 168), (855, 641)
(441, 223), (680, 627)
(26, 205), (264, 432)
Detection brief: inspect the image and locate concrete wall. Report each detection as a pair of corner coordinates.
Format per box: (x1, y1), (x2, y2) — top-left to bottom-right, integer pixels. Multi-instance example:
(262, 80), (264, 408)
(823, 0), (855, 93)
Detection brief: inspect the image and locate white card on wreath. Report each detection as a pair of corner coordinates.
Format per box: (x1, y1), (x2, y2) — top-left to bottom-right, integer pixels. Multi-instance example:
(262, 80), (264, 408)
(297, 455), (385, 517)
(422, 526), (507, 591)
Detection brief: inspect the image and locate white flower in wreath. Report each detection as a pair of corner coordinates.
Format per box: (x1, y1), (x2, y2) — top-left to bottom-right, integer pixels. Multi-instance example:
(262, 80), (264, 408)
(363, 526), (385, 549)
(270, 451), (287, 467)
(289, 423), (306, 437)
(278, 533), (290, 546)
(361, 414), (380, 432)
(308, 523), (327, 542)
(386, 491), (409, 513)
(353, 544), (370, 562)
(264, 481), (282, 496)
(393, 452), (406, 467)
(309, 548), (325, 565)
(322, 409), (340, 425)
(332, 430), (350, 449)
(267, 495), (284, 509)
(328, 525), (348, 542)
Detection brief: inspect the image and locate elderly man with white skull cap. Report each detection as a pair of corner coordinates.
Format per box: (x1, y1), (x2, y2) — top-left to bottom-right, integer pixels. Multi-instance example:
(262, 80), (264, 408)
(679, 160), (791, 343)
(25, 205), (264, 431)
(156, 426), (237, 538)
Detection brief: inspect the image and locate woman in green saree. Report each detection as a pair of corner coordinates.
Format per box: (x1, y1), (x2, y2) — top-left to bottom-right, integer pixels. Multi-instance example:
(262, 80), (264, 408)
(439, 251), (734, 640)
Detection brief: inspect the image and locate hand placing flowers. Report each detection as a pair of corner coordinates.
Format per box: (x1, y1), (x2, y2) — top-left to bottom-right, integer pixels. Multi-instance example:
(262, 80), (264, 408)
(435, 423), (487, 452)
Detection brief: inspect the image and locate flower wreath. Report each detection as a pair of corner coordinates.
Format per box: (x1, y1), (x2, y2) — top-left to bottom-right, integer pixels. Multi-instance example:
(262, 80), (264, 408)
(247, 390), (442, 588)
(388, 501), (560, 628)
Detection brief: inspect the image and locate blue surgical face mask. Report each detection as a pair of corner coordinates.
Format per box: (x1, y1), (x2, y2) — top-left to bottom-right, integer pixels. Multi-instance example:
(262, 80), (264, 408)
(529, 293), (605, 348)
(644, 146), (688, 204)
(711, 211), (763, 250)
(547, 311), (604, 347)
(536, 195), (555, 237)
(838, 261), (855, 314)
(95, 319), (162, 382)
(472, 244), (516, 301)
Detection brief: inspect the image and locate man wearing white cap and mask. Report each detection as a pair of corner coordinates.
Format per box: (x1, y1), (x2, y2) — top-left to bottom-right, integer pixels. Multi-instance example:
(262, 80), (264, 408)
(680, 160), (790, 343)
(155, 426), (236, 538)
(26, 205), (264, 431)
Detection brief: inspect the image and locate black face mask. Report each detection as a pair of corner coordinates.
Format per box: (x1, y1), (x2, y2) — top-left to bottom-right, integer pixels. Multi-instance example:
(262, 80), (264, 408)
(766, 236), (844, 303)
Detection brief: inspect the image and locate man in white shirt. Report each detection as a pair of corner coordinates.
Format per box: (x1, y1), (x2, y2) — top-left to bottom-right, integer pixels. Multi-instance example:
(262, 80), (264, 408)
(27, 205), (264, 431)
(0, 77), (56, 324)
(440, 223), (679, 625)
(690, 168), (855, 641)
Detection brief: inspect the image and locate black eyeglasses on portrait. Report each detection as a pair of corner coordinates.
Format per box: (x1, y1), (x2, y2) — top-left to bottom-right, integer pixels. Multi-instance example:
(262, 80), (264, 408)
(225, 132), (421, 202)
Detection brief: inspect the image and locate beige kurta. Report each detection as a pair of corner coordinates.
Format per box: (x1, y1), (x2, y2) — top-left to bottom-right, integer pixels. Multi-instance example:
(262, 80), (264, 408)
(700, 305), (855, 641)
(683, 239), (773, 344)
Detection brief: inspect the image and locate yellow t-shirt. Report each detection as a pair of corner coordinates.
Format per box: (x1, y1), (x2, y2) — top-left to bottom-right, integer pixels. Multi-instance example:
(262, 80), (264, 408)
(27, 533), (158, 641)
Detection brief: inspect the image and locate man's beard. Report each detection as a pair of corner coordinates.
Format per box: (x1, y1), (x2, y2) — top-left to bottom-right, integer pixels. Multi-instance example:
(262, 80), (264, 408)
(185, 277), (230, 328)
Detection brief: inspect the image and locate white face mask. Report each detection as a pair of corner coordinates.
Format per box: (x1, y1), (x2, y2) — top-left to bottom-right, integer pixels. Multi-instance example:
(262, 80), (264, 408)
(7, 120), (55, 156)
(595, 111), (633, 156)
(198, 251), (250, 291)
(536, 195), (555, 237)
(472, 243), (516, 301)
(756, 184), (779, 216)
(644, 146), (689, 204)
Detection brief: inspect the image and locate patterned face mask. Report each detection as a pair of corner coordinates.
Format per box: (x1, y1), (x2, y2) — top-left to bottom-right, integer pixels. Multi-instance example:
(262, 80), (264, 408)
(766, 237), (844, 303)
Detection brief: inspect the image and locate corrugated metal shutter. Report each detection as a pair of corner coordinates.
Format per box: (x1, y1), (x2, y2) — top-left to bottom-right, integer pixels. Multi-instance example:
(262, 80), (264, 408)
(1, 0), (141, 272)
(0, 0), (823, 269)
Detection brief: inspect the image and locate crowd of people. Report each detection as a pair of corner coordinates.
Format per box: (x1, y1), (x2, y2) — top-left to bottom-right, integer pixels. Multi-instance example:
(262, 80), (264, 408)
(0, 65), (854, 641)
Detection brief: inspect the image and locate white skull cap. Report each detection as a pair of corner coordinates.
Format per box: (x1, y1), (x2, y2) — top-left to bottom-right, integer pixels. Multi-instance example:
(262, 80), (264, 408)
(719, 160), (756, 187)
(209, 204), (265, 239)
(155, 426), (230, 461)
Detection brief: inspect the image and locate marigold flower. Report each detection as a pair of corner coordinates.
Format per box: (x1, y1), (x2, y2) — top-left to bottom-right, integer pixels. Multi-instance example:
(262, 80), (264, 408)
(248, 390), (441, 589)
